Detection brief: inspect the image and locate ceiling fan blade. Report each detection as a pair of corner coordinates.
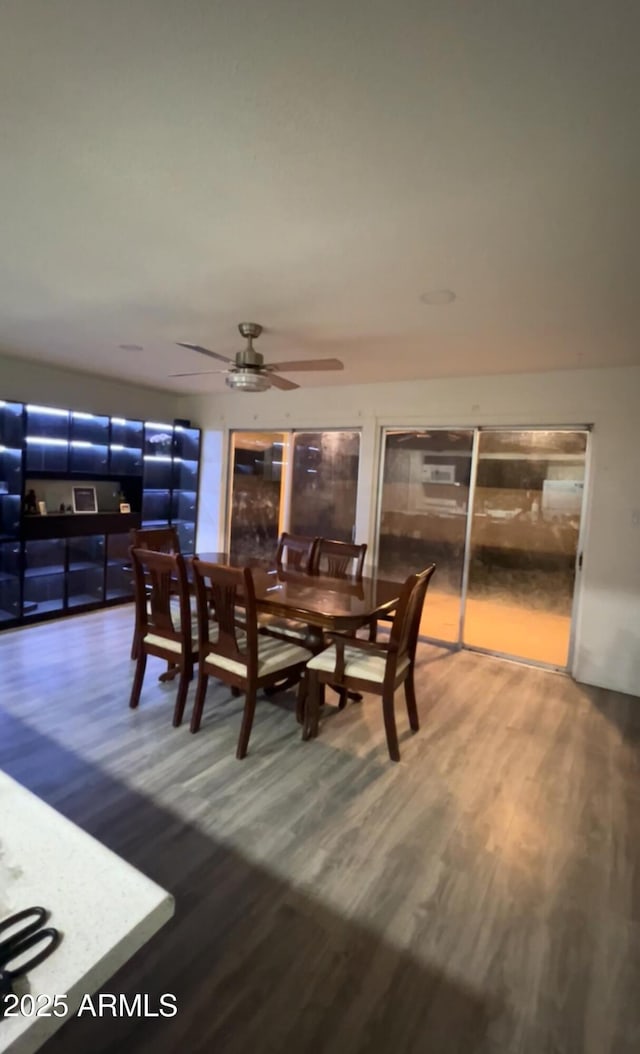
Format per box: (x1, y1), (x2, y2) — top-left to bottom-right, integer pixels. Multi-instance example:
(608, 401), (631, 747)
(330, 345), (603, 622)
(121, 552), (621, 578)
(169, 369), (229, 378)
(268, 373), (300, 391)
(176, 342), (233, 364)
(267, 357), (344, 373)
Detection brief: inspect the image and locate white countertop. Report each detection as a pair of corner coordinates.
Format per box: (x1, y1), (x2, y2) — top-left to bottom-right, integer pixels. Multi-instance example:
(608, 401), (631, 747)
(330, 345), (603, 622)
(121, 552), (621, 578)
(0, 770), (174, 1054)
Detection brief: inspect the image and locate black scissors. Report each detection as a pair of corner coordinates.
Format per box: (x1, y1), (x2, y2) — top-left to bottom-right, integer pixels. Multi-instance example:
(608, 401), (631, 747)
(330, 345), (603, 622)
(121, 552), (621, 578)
(0, 907), (61, 1017)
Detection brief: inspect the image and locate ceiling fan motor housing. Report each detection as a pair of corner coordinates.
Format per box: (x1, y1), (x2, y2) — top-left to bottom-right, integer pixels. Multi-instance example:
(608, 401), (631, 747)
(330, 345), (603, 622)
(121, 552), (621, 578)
(236, 347), (264, 369)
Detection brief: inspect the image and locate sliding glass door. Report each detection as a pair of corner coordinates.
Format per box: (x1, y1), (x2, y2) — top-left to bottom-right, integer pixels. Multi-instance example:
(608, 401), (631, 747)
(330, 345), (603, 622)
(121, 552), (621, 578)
(289, 431), (360, 541)
(377, 430), (473, 642)
(463, 429), (587, 666)
(377, 426), (588, 668)
(228, 432), (287, 562)
(228, 430), (361, 561)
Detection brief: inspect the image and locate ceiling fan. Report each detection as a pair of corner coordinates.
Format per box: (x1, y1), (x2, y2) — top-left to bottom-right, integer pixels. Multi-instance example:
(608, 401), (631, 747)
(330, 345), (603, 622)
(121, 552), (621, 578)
(170, 323), (344, 392)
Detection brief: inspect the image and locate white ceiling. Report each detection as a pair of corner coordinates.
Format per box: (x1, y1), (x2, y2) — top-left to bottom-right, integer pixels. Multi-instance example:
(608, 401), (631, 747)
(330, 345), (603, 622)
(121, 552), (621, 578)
(1, 0), (639, 394)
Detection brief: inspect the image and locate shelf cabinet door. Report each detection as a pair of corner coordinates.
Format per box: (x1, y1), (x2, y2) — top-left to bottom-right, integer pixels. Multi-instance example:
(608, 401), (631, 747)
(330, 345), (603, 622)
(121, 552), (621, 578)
(174, 426), (200, 463)
(0, 412), (23, 536)
(23, 538), (66, 617)
(171, 426), (200, 553)
(69, 442), (109, 474)
(67, 535), (106, 608)
(106, 532), (134, 600)
(70, 411), (109, 446)
(0, 541), (21, 624)
(110, 417), (144, 475)
(110, 446), (143, 476)
(25, 405), (70, 473)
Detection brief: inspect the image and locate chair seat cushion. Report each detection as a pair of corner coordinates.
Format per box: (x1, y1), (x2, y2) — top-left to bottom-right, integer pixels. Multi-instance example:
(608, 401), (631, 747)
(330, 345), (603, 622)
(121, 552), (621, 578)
(204, 633), (310, 679)
(145, 615), (200, 649)
(307, 644), (409, 684)
(144, 618), (217, 654)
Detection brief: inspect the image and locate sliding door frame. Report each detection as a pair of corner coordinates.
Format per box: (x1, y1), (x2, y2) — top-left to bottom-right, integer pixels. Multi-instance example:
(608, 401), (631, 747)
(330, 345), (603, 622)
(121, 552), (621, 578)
(375, 422), (592, 673)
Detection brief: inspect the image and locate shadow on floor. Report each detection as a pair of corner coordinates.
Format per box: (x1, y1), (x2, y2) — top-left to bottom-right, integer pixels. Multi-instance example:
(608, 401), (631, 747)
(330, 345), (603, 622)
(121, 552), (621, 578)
(0, 708), (502, 1054)
(576, 677), (640, 747)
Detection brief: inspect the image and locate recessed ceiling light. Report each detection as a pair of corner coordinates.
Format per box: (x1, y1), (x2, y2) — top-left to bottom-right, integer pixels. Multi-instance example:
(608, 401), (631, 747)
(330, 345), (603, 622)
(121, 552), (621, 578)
(420, 289), (456, 305)
(119, 343), (144, 351)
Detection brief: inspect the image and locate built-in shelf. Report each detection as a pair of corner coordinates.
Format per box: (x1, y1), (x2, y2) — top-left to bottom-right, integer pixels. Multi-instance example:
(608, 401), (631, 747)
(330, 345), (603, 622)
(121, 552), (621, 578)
(0, 400), (201, 629)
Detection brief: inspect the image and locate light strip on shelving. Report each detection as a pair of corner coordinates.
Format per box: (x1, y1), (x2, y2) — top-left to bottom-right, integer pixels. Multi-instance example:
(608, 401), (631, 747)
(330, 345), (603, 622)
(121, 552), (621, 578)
(25, 437), (68, 446)
(26, 404), (68, 417)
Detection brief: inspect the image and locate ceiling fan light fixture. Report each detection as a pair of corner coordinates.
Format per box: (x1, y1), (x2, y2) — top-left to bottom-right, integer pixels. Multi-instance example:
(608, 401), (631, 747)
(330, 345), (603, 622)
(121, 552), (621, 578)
(174, 322), (343, 392)
(225, 369), (271, 393)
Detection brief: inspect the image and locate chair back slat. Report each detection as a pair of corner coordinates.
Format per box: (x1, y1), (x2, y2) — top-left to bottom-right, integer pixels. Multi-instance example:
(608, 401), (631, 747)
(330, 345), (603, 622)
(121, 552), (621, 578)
(130, 547), (191, 649)
(275, 532), (319, 573)
(312, 539), (367, 580)
(192, 559), (257, 668)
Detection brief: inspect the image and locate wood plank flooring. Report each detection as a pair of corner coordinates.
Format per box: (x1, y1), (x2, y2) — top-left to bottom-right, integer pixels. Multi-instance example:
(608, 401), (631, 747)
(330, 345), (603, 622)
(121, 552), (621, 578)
(0, 605), (638, 1053)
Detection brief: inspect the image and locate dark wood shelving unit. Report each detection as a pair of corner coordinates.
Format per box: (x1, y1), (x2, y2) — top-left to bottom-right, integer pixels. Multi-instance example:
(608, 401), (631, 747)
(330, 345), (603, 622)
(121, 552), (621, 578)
(0, 401), (201, 630)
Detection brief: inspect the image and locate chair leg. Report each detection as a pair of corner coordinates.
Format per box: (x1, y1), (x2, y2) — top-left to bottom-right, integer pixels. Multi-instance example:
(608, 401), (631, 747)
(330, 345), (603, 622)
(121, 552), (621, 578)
(303, 674), (321, 741)
(404, 668), (419, 732)
(382, 688), (400, 762)
(173, 664), (191, 728)
(296, 672), (307, 725)
(236, 686), (257, 759)
(129, 652), (147, 709)
(190, 670), (209, 733)
(159, 661), (178, 683)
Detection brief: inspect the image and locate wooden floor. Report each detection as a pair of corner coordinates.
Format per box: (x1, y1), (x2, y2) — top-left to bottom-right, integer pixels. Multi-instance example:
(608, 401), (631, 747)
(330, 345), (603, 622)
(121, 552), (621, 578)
(1, 605), (639, 1053)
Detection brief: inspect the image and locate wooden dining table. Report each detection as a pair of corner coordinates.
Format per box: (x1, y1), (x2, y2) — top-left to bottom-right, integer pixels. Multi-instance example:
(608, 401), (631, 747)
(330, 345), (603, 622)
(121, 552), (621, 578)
(194, 552), (402, 649)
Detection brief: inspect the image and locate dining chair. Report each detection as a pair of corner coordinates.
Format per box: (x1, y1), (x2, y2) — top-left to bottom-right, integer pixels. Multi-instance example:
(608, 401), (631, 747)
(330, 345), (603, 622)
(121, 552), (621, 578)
(311, 538), (367, 580)
(129, 526), (182, 659)
(190, 559), (313, 758)
(306, 538), (369, 706)
(275, 532), (319, 573)
(129, 525), (181, 553)
(251, 532), (321, 643)
(302, 564), (436, 761)
(128, 547), (199, 728)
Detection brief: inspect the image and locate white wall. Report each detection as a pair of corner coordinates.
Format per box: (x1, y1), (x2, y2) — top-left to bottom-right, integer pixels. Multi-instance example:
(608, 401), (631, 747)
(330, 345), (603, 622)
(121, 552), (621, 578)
(0, 352), (178, 420)
(178, 364), (640, 698)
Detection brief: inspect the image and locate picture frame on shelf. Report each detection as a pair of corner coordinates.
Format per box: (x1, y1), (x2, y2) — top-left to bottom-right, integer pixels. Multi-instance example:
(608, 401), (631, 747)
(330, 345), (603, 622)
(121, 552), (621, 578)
(72, 485), (98, 514)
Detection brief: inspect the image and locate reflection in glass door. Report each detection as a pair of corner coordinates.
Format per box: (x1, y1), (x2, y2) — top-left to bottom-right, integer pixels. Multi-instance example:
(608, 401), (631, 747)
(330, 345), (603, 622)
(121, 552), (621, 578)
(228, 432), (287, 562)
(377, 430), (473, 642)
(228, 430), (361, 562)
(463, 429), (587, 666)
(289, 431), (360, 541)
